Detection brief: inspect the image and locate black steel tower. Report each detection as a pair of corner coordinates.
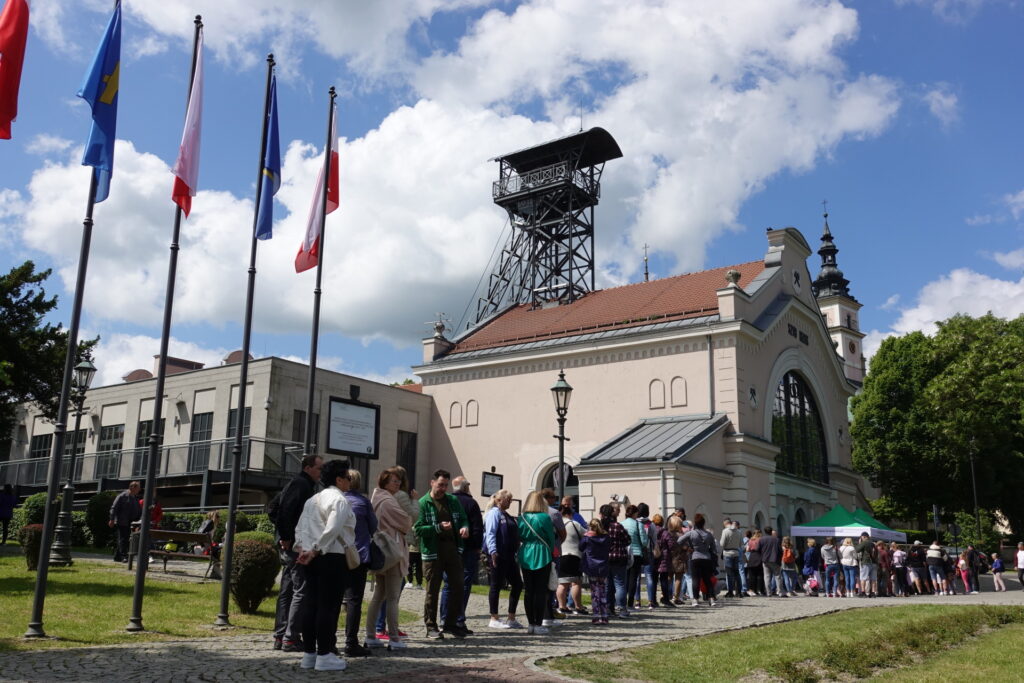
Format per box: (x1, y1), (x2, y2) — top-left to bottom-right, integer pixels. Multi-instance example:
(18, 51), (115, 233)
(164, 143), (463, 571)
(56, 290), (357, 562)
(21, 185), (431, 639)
(476, 127), (622, 323)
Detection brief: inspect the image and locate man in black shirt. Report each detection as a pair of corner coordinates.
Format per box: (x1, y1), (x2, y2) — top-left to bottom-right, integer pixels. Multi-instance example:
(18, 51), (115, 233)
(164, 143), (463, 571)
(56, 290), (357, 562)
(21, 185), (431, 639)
(759, 527), (783, 597)
(272, 455), (322, 651)
(441, 476), (483, 633)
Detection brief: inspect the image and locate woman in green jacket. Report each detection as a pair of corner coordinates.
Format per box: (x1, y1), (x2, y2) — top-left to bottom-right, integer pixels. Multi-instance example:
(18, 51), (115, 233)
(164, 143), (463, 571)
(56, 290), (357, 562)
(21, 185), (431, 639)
(517, 491), (556, 634)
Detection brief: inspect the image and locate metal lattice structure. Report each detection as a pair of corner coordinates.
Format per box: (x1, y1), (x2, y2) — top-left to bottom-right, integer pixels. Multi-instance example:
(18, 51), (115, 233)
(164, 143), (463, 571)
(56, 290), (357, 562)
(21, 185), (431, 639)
(475, 127), (622, 324)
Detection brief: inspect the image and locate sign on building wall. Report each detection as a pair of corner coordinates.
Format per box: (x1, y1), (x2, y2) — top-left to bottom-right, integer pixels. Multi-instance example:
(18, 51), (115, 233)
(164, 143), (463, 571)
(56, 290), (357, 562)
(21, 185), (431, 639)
(327, 396), (380, 460)
(481, 471), (504, 497)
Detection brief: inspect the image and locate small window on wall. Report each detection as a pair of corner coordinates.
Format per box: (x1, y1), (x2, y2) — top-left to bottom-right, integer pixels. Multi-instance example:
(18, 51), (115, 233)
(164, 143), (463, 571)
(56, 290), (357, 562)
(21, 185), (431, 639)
(29, 434), (52, 459)
(670, 377), (687, 407)
(449, 402), (462, 428)
(466, 400), (479, 427)
(649, 379), (666, 409)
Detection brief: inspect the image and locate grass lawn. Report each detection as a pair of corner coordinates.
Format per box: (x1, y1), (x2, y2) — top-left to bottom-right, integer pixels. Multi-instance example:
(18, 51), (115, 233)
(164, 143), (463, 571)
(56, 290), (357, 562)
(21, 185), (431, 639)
(879, 622), (1024, 681)
(0, 552), (415, 651)
(542, 605), (1024, 682)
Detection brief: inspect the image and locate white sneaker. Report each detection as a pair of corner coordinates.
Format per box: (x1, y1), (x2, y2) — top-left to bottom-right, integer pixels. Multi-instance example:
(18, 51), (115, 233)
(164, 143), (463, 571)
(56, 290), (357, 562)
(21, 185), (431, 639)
(314, 653), (347, 671)
(533, 625), (550, 635)
(489, 618), (511, 629)
(389, 637), (408, 649)
(526, 625), (535, 634)
(364, 637), (388, 649)
(300, 653), (316, 669)
(691, 599), (699, 607)
(541, 618), (561, 627)
(506, 618), (524, 629)
(709, 598), (717, 607)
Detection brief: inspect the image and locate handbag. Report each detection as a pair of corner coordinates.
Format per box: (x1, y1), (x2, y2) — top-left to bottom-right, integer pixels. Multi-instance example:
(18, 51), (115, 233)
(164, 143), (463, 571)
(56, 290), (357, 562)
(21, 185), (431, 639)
(369, 530), (404, 574)
(343, 543), (361, 570)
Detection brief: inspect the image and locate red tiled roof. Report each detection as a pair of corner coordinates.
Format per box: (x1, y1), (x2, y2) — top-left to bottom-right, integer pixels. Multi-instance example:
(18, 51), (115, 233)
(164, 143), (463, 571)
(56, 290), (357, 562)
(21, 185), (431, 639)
(450, 261), (765, 354)
(397, 383), (423, 393)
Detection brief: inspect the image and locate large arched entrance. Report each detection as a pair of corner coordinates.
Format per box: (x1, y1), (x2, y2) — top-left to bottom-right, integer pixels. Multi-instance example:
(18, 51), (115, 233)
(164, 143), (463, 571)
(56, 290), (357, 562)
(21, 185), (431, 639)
(541, 463), (579, 509)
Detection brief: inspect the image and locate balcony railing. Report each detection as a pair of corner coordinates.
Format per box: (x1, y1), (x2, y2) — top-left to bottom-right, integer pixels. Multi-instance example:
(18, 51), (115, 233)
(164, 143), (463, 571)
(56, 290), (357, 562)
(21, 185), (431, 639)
(0, 437), (304, 487)
(492, 161), (598, 200)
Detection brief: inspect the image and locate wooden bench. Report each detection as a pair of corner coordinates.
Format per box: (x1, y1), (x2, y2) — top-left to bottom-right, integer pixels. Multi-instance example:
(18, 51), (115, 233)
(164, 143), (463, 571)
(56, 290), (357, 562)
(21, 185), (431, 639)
(128, 528), (218, 579)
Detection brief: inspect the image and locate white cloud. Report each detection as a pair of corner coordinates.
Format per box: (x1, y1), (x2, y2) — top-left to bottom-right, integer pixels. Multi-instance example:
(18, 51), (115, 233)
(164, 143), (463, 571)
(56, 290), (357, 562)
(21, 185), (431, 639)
(1004, 189), (1024, 219)
(25, 134), (73, 156)
(992, 249), (1024, 270)
(879, 293), (900, 310)
(890, 268), (1024, 337)
(894, 0), (990, 23)
(90, 332), (230, 388)
(130, 34), (168, 59)
(923, 84), (959, 127)
(965, 214), (995, 226)
(861, 328), (892, 365)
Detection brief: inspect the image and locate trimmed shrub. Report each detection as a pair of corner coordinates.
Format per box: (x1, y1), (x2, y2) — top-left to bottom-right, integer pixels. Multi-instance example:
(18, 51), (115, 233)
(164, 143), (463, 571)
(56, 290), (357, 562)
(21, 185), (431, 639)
(71, 511), (93, 547)
(254, 514), (275, 536)
(229, 539), (279, 614)
(160, 512), (206, 533)
(18, 524), (44, 571)
(235, 530), (275, 546)
(22, 492), (57, 525)
(86, 490), (118, 549)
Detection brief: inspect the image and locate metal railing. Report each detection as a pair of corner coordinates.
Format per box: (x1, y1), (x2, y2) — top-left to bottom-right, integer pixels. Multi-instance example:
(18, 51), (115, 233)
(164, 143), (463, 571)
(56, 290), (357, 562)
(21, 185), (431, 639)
(0, 436), (304, 487)
(492, 161), (598, 200)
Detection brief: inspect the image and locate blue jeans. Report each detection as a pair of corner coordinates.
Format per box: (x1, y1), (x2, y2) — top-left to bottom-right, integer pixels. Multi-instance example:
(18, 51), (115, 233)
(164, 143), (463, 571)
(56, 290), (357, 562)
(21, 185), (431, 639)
(610, 561), (628, 611)
(843, 565), (858, 594)
(724, 555), (741, 594)
(441, 547), (478, 626)
(825, 564), (839, 594)
(781, 569), (799, 593)
(644, 565), (658, 604)
(738, 557), (748, 592)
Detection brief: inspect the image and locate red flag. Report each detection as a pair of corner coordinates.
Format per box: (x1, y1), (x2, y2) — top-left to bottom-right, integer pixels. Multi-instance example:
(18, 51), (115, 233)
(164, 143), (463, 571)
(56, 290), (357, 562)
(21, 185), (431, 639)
(171, 28), (204, 216)
(295, 101), (338, 273)
(0, 0), (29, 140)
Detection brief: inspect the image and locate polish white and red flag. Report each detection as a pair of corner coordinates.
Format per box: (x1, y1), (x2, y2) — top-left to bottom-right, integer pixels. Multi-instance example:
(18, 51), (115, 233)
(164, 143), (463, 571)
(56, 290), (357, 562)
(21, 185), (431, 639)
(295, 100), (338, 273)
(171, 28), (204, 216)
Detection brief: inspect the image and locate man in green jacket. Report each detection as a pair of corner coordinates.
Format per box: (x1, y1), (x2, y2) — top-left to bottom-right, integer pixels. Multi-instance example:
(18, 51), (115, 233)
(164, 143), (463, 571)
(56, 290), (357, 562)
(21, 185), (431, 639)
(415, 468), (470, 639)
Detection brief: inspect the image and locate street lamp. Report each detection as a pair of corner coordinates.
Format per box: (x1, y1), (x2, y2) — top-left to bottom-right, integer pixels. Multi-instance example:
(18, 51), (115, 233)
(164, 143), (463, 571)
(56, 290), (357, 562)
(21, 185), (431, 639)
(49, 359), (97, 566)
(968, 437), (981, 545)
(550, 370), (573, 501)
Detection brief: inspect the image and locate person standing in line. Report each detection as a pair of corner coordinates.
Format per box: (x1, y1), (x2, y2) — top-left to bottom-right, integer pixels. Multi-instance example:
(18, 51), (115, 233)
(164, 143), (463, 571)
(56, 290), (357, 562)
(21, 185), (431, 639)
(745, 529), (765, 597)
(108, 481), (141, 563)
(621, 504), (645, 609)
(293, 459), (356, 672)
(759, 526), (783, 597)
(907, 540), (928, 595)
(556, 503), (587, 616)
(668, 515), (690, 603)
(780, 536), (800, 597)
(838, 537), (859, 597)
(440, 476), (483, 634)
(579, 518), (610, 625)
(719, 517), (742, 598)
(737, 521), (749, 595)
(600, 503), (631, 618)
(890, 542), (908, 597)
(652, 513), (676, 605)
(875, 540), (891, 597)
(272, 454), (323, 652)
(965, 544), (983, 594)
(637, 503), (659, 609)
(415, 469), (470, 639)
(484, 489), (524, 629)
(926, 540), (949, 595)
(957, 551), (973, 594)
(341, 469), (378, 658)
(802, 538), (822, 596)
(374, 465), (417, 641)
(855, 532), (878, 598)
(990, 552), (1006, 591)
(518, 491), (557, 635)
(0, 484), (17, 544)
(365, 468), (412, 650)
(541, 488), (567, 626)
(821, 537), (840, 597)
(680, 513), (718, 607)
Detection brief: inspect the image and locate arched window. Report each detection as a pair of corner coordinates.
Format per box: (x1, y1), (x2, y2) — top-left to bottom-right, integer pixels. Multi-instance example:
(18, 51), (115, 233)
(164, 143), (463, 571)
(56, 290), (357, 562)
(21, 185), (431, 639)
(449, 402), (462, 428)
(670, 377), (687, 407)
(649, 379), (665, 409)
(771, 371), (828, 483)
(465, 400), (479, 427)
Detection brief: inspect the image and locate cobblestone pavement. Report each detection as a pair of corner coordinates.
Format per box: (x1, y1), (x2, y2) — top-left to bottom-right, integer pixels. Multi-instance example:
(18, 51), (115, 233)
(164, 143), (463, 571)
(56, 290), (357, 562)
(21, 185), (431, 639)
(2, 567), (1021, 682)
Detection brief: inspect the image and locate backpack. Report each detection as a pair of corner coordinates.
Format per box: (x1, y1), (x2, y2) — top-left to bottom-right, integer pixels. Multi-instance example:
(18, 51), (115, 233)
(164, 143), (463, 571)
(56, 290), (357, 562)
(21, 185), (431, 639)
(782, 547), (796, 565)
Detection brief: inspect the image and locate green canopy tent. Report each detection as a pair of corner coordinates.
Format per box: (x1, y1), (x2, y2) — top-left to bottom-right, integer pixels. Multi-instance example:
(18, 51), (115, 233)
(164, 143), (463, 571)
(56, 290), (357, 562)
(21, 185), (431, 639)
(790, 505), (907, 542)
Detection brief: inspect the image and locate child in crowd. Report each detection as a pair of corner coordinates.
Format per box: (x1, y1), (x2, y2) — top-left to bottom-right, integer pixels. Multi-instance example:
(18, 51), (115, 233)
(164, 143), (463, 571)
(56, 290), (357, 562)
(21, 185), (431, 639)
(579, 518), (610, 625)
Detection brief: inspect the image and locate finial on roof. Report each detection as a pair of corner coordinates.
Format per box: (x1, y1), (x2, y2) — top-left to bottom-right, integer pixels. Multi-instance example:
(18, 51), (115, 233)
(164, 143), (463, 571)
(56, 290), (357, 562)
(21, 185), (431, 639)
(643, 243), (649, 283)
(725, 269), (741, 286)
(811, 203), (850, 299)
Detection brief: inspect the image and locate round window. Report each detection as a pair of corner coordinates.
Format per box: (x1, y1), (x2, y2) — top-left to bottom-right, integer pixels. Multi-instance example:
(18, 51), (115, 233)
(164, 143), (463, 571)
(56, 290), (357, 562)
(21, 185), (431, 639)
(848, 341), (856, 354)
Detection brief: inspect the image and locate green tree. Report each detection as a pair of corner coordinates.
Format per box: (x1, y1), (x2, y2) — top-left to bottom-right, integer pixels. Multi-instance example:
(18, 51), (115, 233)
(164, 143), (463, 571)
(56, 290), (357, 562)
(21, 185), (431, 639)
(0, 261), (97, 440)
(851, 314), (1024, 535)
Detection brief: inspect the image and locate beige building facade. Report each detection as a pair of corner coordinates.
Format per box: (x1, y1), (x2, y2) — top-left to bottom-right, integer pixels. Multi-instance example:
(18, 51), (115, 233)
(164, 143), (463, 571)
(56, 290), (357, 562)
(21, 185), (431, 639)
(414, 224), (871, 534)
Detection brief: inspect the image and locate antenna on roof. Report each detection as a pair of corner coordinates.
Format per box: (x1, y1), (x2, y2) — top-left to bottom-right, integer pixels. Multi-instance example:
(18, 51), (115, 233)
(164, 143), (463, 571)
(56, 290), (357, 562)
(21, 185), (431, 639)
(424, 313), (452, 339)
(643, 243), (649, 283)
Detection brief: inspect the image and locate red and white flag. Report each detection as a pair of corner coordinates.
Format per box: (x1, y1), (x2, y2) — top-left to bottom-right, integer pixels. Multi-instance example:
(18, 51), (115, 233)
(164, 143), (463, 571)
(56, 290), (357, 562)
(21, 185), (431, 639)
(295, 101), (338, 273)
(0, 0), (30, 140)
(171, 28), (204, 216)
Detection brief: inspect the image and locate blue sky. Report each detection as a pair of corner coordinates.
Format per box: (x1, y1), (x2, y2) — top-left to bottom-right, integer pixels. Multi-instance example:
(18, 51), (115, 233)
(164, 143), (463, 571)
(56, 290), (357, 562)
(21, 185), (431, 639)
(1, 0), (1022, 388)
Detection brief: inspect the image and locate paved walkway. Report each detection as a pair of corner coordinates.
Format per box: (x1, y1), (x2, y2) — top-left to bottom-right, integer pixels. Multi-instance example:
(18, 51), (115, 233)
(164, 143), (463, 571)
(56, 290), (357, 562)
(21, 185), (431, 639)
(2, 566), (1022, 682)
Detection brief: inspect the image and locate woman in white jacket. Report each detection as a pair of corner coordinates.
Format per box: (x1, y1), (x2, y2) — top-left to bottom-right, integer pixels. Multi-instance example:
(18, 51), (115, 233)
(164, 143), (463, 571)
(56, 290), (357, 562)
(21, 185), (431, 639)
(294, 459), (357, 672)
(365, 468), (412, 650)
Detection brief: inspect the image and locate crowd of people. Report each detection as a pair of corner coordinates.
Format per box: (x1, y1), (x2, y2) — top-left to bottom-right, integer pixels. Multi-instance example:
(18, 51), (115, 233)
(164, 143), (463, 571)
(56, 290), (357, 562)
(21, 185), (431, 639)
(267, 456), (1024, 673)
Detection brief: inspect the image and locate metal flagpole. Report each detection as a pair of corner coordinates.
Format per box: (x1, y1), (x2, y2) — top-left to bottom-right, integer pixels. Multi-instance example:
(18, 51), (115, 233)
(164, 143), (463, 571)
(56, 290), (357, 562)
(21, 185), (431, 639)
(25, 170), (98, 638)
(302, 87), (336, 457)
(216, 53), (276, 627)
(127, 15), (203, 632)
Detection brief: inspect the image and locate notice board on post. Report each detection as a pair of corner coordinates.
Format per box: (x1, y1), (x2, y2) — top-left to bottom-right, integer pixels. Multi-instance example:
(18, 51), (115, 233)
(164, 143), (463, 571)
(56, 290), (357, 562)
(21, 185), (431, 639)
(326, 395), (380, 460)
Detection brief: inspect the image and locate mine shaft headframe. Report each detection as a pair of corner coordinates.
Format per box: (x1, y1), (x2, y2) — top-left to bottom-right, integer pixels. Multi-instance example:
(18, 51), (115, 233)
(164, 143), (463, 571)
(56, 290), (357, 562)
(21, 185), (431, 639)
(478, 127), (622, 323)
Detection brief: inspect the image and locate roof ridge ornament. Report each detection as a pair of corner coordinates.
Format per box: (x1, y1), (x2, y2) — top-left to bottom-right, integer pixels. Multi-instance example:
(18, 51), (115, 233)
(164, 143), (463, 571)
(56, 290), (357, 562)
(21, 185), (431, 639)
(811, 202), (851, 299)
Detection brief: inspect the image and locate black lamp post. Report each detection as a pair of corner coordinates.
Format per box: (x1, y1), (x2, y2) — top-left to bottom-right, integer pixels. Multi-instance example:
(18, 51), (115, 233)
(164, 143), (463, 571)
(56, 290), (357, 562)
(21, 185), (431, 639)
(550, 370), (573, 501)
(968, 438), (982, 544)
(49, 359), (97, 566)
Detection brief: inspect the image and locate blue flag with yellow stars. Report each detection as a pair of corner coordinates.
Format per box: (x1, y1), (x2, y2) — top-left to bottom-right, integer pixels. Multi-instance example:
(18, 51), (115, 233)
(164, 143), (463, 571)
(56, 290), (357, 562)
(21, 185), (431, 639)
(77, 1), (121, 203)
(255, 74), (280, 240)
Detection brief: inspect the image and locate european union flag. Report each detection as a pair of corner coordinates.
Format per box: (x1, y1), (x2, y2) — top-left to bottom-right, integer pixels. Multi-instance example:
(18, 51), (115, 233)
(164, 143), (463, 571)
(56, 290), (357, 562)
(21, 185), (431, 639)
(254, 75), (281, 240)
(77, 1), (121, 203)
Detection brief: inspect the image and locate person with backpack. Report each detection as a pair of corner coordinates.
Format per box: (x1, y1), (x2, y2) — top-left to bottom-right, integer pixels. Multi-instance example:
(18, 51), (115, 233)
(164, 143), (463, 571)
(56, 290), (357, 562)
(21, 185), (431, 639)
(680, 513), (719, 607)
(780, 536), (800, 597)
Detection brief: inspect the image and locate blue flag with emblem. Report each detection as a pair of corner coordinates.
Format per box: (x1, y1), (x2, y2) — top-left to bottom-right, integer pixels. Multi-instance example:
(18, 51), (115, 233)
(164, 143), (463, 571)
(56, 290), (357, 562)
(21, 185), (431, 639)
(254, 75), (280, 240)
(77, 1), (121, 203)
